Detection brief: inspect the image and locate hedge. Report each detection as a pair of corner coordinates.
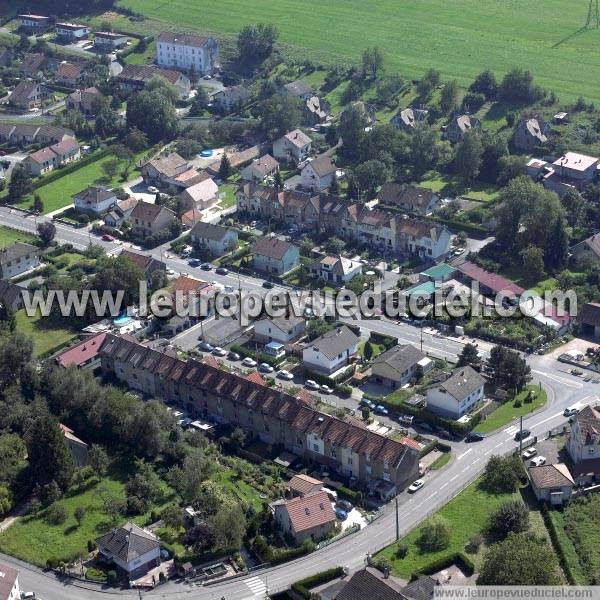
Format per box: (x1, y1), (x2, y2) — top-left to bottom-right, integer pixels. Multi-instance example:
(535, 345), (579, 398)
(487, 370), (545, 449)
(337, 485), (362, 503)
(229, 343), (286, 367)
(369, 331), (398, 350)
(291, 567), (345, 599)
(411, 552), (474, 579)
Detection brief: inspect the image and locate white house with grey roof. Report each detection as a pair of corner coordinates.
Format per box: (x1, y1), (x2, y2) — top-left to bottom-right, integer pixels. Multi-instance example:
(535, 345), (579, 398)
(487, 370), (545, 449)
(273, 129), (312, 164)
(156, 31), (219, 76)
(0, 243), (40, 279)
(309, 255), (362, 283)
(303, 325), (360, 374)
(301, 155), (336, 191)
(190, 222), (238, 257)
(73, 185), (117, 215)
(426, 365), (485, 419)
(371, 344), (433, 390)
(96, 522), (160, 579)
(254, 314), (307, 345)
(251, 236), (300, 275)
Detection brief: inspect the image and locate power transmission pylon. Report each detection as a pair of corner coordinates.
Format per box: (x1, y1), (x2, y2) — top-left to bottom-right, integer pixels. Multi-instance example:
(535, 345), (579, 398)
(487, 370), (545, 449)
(586, 0), (600, 29)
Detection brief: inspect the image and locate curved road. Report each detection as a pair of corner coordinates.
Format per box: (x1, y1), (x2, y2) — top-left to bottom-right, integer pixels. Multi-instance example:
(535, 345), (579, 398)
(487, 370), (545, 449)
(0, 206), (597, 599)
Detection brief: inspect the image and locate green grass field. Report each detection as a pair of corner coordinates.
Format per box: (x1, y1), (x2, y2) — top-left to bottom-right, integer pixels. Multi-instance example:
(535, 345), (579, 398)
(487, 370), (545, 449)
(0, 226), (37, 249)
(474, 386), (547, 434)
(117, 0), (600, 102)
(15, 310), (79, 358)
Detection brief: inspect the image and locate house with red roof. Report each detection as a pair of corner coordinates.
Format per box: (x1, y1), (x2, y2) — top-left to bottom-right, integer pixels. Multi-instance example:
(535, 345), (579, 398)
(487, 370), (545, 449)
(271, 490), (336, 544)
(55, 332), (107, 370)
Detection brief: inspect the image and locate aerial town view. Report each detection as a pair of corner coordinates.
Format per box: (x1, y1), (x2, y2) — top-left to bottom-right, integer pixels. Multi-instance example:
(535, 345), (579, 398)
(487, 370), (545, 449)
(1, 0), (600, 599)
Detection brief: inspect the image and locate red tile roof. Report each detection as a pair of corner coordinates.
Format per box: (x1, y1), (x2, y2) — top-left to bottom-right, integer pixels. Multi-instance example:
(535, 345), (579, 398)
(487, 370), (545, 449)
(277, 490), (335, 533)
(458, 261), (525, 296)
(56, 333), (107, 368)
(245, 371), (267, 386)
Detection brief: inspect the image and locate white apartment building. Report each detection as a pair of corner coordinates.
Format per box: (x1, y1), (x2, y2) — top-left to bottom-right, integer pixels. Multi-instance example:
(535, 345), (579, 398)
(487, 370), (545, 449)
(156, 32), (219, 76)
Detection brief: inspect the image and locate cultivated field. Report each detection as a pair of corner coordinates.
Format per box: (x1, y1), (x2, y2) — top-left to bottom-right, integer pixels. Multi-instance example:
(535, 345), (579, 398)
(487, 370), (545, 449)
(116, 0), (600, 102)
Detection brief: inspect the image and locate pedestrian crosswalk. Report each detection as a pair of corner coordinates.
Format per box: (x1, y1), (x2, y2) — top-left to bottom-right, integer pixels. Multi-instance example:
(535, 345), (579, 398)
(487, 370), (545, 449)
(244, 575), (268, 597)
(504, 425), (519, 436)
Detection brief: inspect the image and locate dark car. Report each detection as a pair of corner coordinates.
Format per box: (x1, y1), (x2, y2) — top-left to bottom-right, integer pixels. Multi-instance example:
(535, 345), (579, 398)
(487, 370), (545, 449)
(337, 499), (353, 512)
(188, 259), (201, 267)
(215, 267), (229, 275)
(514, 429), (531, 441)
(262, 280), (274, 289)
(200, 263), (213, 271)
(227, 351), (241, 361)
(466, 432), (484, 442)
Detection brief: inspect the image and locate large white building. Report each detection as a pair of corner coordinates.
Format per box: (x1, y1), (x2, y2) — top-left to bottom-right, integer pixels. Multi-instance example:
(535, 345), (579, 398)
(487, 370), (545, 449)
(156, 31), (219, 76)
(426, 366), (485, 419)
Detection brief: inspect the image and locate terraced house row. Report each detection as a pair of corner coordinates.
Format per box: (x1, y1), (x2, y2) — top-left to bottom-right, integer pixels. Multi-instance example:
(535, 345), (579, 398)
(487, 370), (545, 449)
(100, 334), (420, 498)
(237, 183), (451, 259)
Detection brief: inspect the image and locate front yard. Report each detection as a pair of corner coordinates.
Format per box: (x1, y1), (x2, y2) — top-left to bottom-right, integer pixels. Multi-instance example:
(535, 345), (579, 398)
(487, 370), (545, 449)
(15, 309), (79, 358)
(0, 226), (38, 249)
(474, 386), (547, 434)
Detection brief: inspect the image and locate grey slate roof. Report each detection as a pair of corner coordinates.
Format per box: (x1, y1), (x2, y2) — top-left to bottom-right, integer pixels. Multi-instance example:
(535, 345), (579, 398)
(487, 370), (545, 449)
(336, 567), (406, 600)
(96, 522), (159, 564)
(0, 280), (24, 307)
(310, 326), (359, 360)
(251, 236), (297, 260)
(0, 242), (38, 267)
(73, 185), (115, 206)
(190, 221), (231, 241)
(373, 344), (428, 377)
(438, 365), (485, 401)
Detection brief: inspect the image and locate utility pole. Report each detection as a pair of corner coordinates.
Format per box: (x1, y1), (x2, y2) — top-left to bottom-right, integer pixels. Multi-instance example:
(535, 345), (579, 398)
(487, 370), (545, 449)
(420, 325), (423, 352)
(395, 496), (399, 541)
(519, 415), (523, 455)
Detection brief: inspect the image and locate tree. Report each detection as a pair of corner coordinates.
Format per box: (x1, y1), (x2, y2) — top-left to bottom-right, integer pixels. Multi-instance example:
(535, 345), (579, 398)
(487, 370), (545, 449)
(329, 175), (340, 195)
(469, 69), (498, 100)
(499, 68), (543, 105)
(361, 46), (384, 80)
(219, 153), (232, 180)
(37, 222), (56, 246)
(273, 169), (283, 190)
(167, 450), (214, 504)
(126, 89), (177, 144)
(454, 130), (483, 184)
(354, 160), (389, 195)
(88, 445), (109, 478)
(457, 343), (480, 369)
(7, 166), (32, 203)
(208, 503), (246, 551)
(488, 499), (529, 539)
(27, 415), (74, 491)
(364, 342), (374, 361)
(376, 74), (404, 106)
(94, 105), (120, 138)
(17, 33), (30, 53)
(45, 502), (68, 525)
(325, 236), (346, 255)
(478, 532), (560, 585)
(189, 87), (209, 116)
(496, 155), (525, 186)
(101, 158), (120, 180)
(520, 246), (546, 282)
(124, 127), (148, 153)
(416, 69), (440, 99)
(74, 505), (86, 526)
(109, 144), (135, 177)
(545, 216), (569, 272)
(561, 189), (586, 228)
(440, 80), (459, 114)
(259, 93), (301, 140)
(182, 523), (215, 551)
(410, 126), (442, 179)
(461, 92), (486, 114)
(485, 346), (531, 392)
(237, 23), (279, 67)
(32, 194), (44, 214)
(162, 504), (184, 531)
(481, 454), (526, 494)
(338, 103), (368, 161)
(417, 517), (451, 552)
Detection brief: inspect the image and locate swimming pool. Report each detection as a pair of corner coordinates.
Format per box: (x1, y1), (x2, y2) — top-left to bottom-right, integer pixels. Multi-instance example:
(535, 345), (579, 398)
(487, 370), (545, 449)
(200, 149), (213, 157)
(113, 313), (133, 326)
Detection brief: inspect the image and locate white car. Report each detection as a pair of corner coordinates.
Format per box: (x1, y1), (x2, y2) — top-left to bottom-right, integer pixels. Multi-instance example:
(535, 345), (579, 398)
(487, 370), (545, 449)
(530, 456), (547, 467)
(408, 479), (425, 493)
(277, 369), (294, 381)
(166, 268), (175, 276)
(212, 347), (227, 357)
(305, 379), (320, 391)
(241, 357), (257, 368)
(320, 385), (334, 394)
(259, 362), (274, 373)
(522, 447), (537, 460)
(147, 186), (159, 194)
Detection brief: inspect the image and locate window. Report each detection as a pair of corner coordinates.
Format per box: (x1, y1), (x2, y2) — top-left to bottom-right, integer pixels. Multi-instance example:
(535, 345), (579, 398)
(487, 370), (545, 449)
(347, 457), (353, 465)
(313, 443), (319, 452)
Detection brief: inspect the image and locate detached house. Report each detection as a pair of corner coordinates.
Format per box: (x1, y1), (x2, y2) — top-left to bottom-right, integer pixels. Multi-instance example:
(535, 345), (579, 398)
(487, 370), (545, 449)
(371, 344), (433, 390)
(301, 155), (336, 191)
(283, 79), (313, 100)
(55, 62), (85, 88)
(141, 152), (189, 189)
(0, 243), (40, 279)
(445, 114), (481, 143)
(73, 185), (117, 215)
(55, 22), (90, 40)
(212, 85), (251, 111)
(240, 154), (279, 182)
(303, 96), (329, 126)
(119, 249), (166, 285)
(104, 197), (138, 228)
(309, 255), (362, 284)
(18, 14), (50, 32)
(66, 87), (103, 115)
(94, 31), (129, 51)
(273, 129), (312, 164)
(391, 107), (428, 132)
(0, 562), (20, 600)
(566, 405), (600, 483)
(19, 53), (46, 78)
(128, 201), (176, 239)
(156, 31), (219, 76)
(24, 138), (80, 176)
(8, 81), (52, 110)
(303, 325), (359, 374)
(529, 464), (574, 506)
(378, 183), (440, 216)
(190, 222), (238, 257)
(271, 491), (336, 544)
(251, 236), (300, 275)
(118, 64), (191, 99)
(395, 217), (451, 260)
(543, 151), (599, 197)
(178, 176), (218, 210)
(254, 314), (307, 345)
(426, 365), (485, 419)
(512, 118), (550, 151)
(578, 302), (600, 340)
(571, 233), (600, 267)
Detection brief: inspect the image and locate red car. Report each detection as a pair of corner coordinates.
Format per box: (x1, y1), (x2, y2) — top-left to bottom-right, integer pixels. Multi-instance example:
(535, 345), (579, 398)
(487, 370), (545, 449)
(101, 234), (114, 242)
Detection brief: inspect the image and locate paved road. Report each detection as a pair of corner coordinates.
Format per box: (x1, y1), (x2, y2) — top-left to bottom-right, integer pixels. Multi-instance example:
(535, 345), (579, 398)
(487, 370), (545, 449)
(1, 205), (598, 599)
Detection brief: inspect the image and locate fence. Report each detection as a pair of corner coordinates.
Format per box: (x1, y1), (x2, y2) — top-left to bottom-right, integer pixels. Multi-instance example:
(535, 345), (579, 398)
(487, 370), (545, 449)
(315, 524), (360, 551)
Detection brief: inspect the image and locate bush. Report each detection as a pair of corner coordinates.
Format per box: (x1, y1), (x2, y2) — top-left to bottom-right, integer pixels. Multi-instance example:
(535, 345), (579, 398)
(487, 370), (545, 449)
(488, 499), (530, 539)
(335, 384), (352, 397)
(87, 539), (96, 553)
(395, 542), (409, 559)
(45, 502), (68, 525)
(46, 556), (60, 570)
(107, 570), (118, 585)
(466, 533), (483, 553)
(291, 567), (345, 599)
(417, 517), (451, 553)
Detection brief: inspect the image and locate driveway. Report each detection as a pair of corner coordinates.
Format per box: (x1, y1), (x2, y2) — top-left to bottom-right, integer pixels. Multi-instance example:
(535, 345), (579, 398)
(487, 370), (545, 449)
(123, 178), (158, 203)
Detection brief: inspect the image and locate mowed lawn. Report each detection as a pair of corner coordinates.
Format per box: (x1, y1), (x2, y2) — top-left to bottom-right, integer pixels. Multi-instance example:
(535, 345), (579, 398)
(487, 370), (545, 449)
(376, 478), (520, 578)
(0, 226), (37, 249)
(118, 0), (600, 102)
(15, 309), (79, 358)
(17, 153), (137, 214)
(474, 385), (547, 434)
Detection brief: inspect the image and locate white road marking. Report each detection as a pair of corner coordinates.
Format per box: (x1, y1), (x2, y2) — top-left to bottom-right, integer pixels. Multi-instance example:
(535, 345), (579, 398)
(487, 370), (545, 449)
(244, 576), (267, 597)
(457, 448), (473, 460)
(424, 492), (438, 501)
(494, 442), (503, 449)
(439, 482), (449, 490)
(450, 474), (459, 482)
(532, 370), (582, 389)
(484, 449), (493, 455)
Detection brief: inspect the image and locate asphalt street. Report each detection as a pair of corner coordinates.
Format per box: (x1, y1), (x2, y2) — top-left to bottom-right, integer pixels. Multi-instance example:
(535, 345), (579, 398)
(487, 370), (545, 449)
(0, 205), (598, 599)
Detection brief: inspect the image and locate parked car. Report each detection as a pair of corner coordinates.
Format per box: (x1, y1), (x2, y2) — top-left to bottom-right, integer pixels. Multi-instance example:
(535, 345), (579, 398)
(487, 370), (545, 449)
(259, 362), (274, 373)
(359, 398), (375, 409)
(215, 267), (229, 275)
(399, 415), (414, 425)
(228, 351), (241, 361)
(212, 347), (227, 357)
(200, 263), (213, 271)
(374, 405), (389, 416)
(419, 423), (434, 432)
(407, 479), (425, 493)
(241, 357), (257, 368)
(101, 234), (114, 242)
(335, 507), (348, 521)
(305, 379), (320, 391)
(166, 268), (175, 276)
(262, 280), (274, 289)
(277, 369), (294, 381)
(563, 407), (579, 417)
(199, 341), (214, 352)
(465, 432), (484, 442)
(188, 258), (201, 267)
(337, 500), (353, 512)
(320, 385), (334, 394)
(522, 447), (537, 459)
(530, 455), (547, 467)
(514, 429), (531, 441)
